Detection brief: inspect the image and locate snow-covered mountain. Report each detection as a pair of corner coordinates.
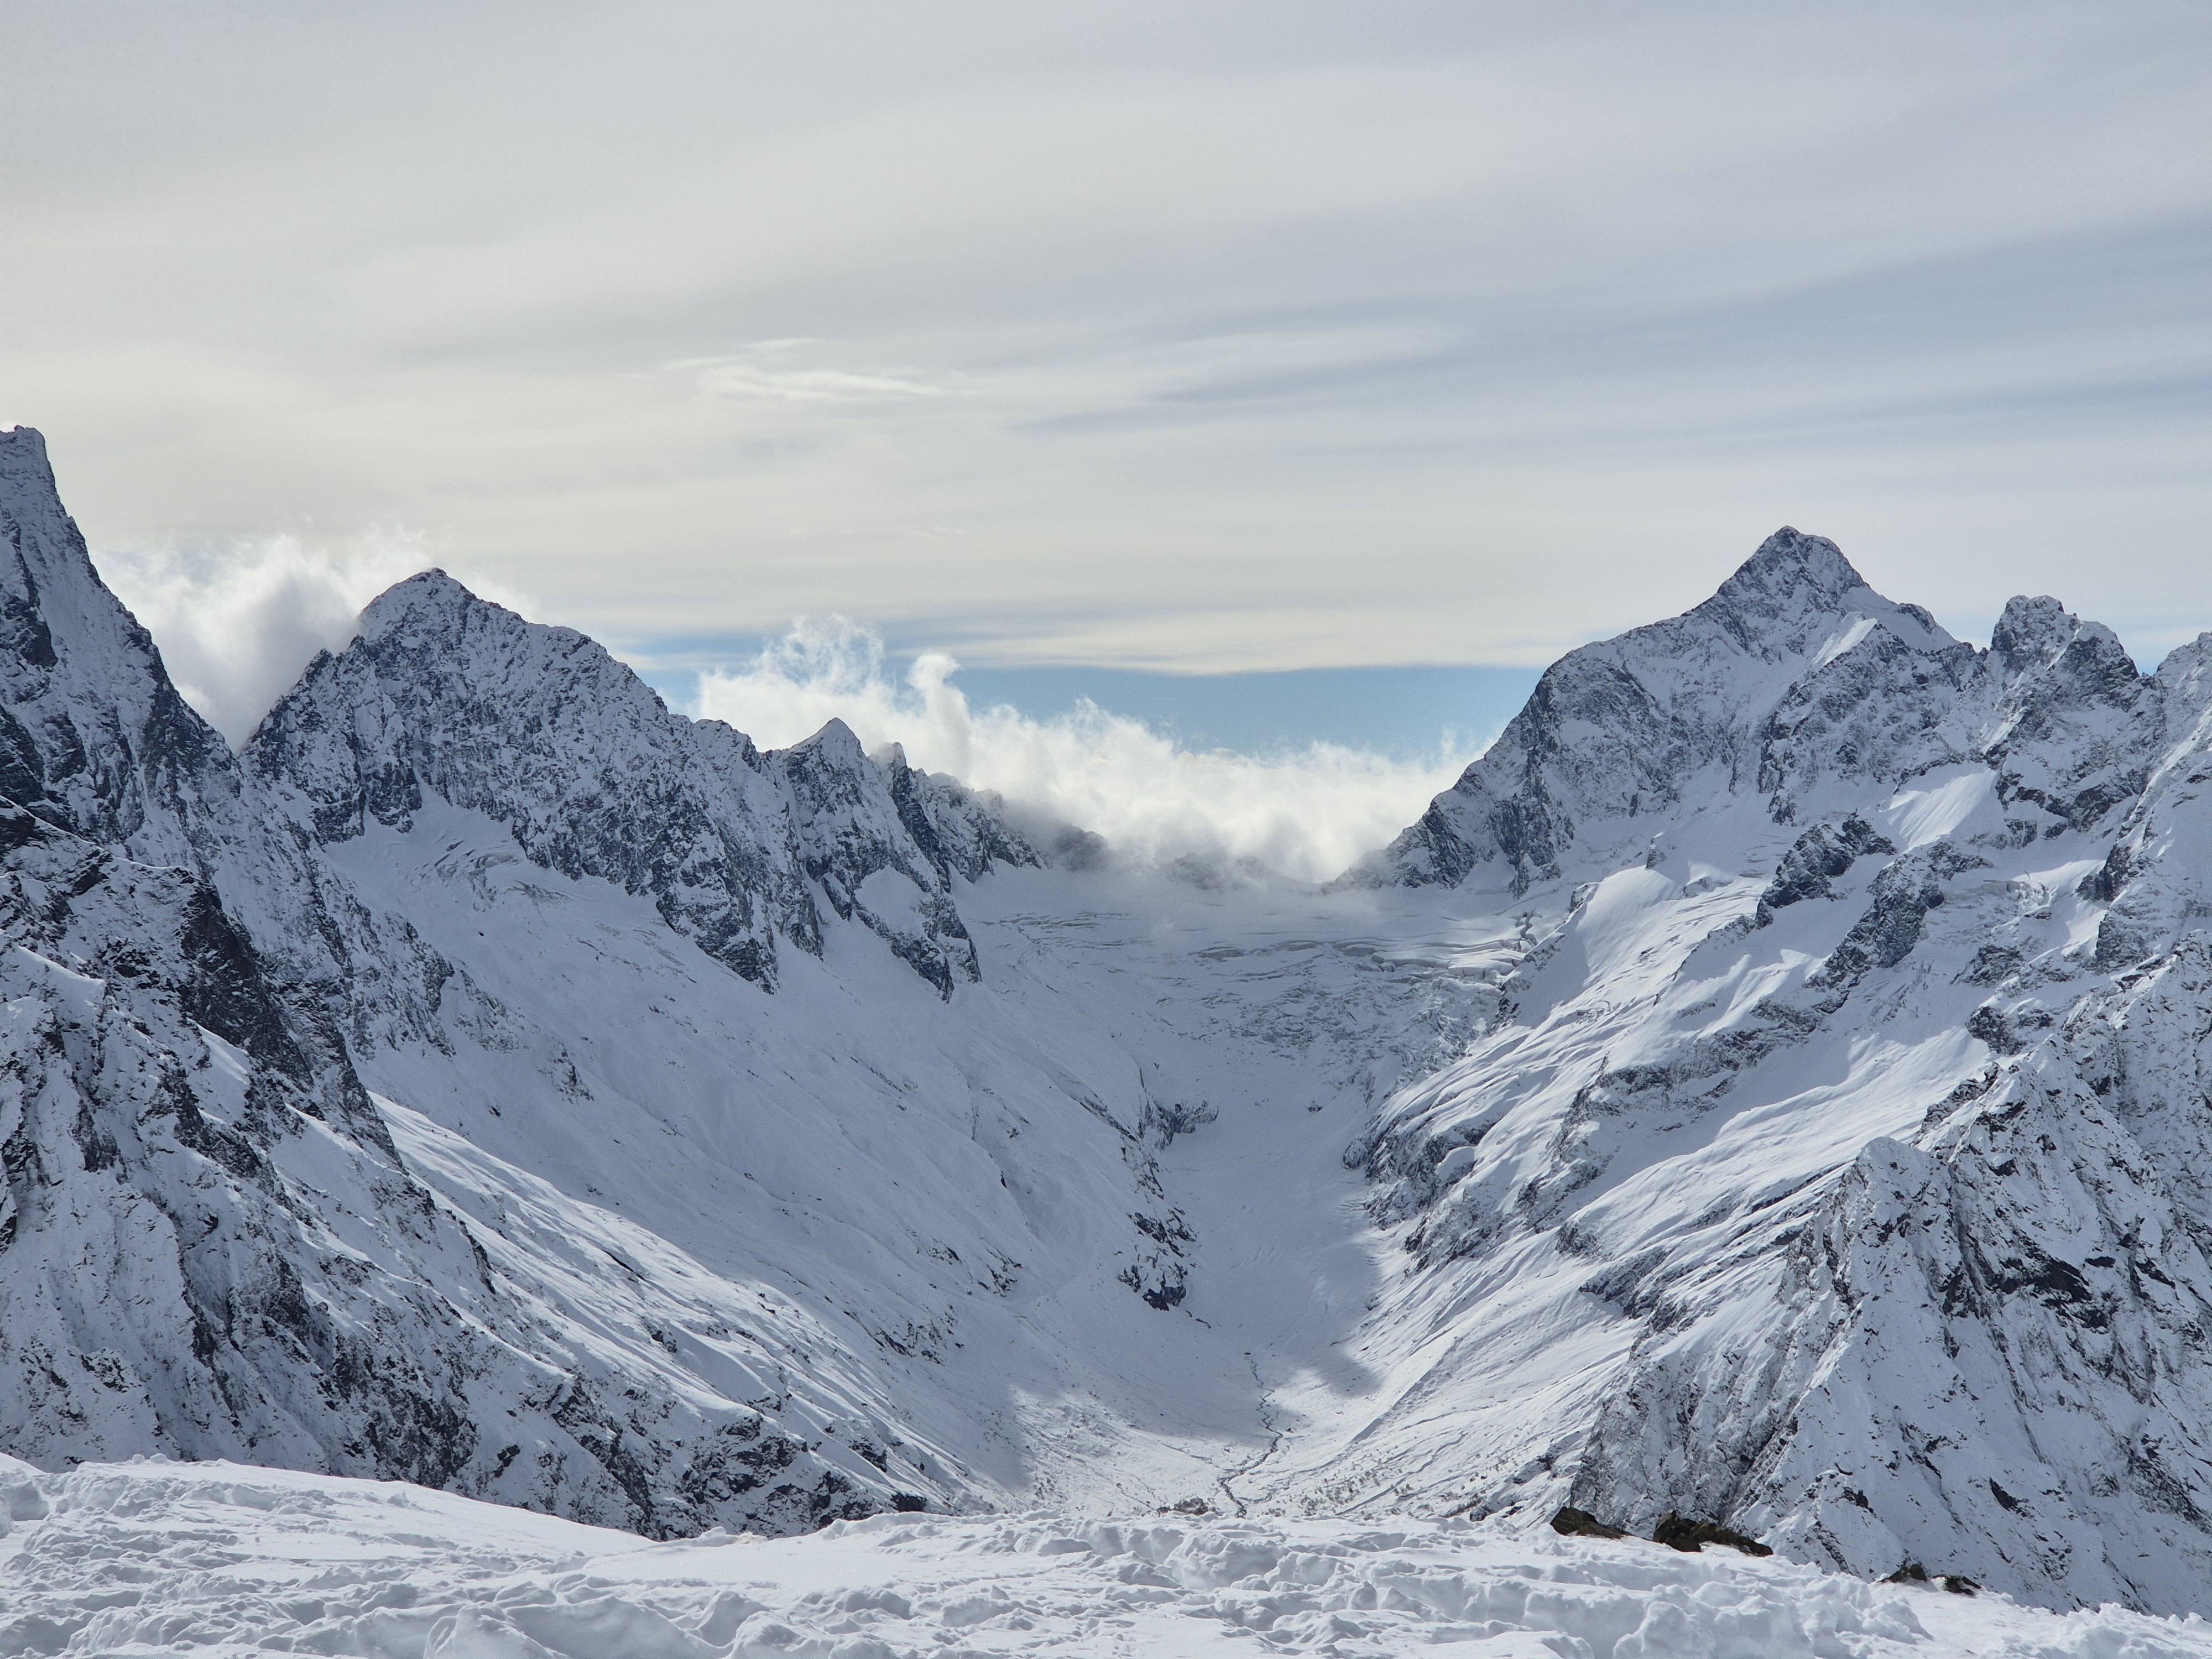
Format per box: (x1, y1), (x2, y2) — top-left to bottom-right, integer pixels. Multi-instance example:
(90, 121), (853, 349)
(6, 427), (2212, 1619)
(247, 568), (1040, 999)
(1318, 528), (2212, 1614)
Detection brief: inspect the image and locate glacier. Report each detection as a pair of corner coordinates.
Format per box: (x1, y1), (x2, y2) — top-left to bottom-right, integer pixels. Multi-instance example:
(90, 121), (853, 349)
(5, 422), (2212, 1628)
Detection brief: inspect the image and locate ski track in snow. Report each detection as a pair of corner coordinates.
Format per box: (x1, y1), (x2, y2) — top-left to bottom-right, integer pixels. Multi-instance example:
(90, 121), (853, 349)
(4, 1455), (2208, 1659)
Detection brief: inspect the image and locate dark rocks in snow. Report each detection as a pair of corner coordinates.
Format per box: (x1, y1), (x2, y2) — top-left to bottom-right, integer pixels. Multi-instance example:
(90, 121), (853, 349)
(1890, 1563), (1981, 1594)
(1652, 1511), (1772, 1556)
(1121, 1210), (1196, 1309)
(1755, 815), (1893, 924)
(1139, 1097), (1218, 1149)
(1551, 1505), (1627, 1540)
(1810, 846), (1958, 987)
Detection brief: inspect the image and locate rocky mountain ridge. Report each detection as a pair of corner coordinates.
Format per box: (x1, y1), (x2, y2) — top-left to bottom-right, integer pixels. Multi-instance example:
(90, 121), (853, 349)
(8, 426), (2212, 1616)
(247, 567), (1039, 1000)
(1354, 526), (2166, 893)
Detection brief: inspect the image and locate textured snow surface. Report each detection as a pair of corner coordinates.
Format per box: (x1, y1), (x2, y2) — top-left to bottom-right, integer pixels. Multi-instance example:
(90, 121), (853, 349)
(6, 1457), (2208, 1659)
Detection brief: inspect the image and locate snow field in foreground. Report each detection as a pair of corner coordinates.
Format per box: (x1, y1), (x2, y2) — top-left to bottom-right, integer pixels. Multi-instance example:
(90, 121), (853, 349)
(3, 1459), (2209, 1658)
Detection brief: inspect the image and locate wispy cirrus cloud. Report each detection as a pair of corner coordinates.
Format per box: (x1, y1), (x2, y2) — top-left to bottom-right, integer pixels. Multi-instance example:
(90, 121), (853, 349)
(681, 343), (956, 404)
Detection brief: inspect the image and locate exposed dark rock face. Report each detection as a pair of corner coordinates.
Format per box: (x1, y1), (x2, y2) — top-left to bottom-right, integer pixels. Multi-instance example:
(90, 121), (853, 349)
(0, 807), (481, 1489)
(1755, 815), (1894, 922)
(0, 430), (238, 863)
(1983, 594), (2162, 834)
(771, 720), (1011, 996)
(1120, 1209), (1196, 1310)
(1810, 844), (1983, 989)
(1550, 1505), (1627, 1540)
(1651, 1511), (1772, 1556)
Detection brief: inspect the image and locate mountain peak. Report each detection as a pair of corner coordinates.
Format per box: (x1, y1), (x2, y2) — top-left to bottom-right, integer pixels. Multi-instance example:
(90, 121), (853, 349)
(0, 422), (237, 863)
(1714, 526), (1867, 613)
(1354, 526), (1976, 893)
(784, 717), (867, 765)
(356, 568), (498, 638)
(0, 425), (54, 481)
(1989, 593), (2130, 678)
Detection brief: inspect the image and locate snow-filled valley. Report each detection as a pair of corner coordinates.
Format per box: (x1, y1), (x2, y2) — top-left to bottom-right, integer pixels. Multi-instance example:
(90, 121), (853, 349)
(8, 420), (2212, 1647)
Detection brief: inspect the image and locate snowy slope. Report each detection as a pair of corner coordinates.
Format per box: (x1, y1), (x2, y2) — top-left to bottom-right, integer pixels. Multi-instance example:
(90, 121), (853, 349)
(302, 799), (1506, 1520)
(10, 1454), (2208, 1659)
(11, 425), (2212, 1619)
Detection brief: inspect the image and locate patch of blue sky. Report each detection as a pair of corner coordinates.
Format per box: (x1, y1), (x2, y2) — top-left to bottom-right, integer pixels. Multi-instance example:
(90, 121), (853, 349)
(631, 648), (1536, 763)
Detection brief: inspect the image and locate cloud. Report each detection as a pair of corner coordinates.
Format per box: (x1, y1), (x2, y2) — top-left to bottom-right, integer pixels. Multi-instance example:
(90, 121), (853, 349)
(684, 343), (955, 404)
(4, 3), (2205, 679)
(695, 619), (1480, 883)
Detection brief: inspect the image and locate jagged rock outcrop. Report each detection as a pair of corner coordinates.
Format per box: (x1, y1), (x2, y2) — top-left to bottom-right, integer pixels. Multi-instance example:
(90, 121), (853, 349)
(247, 571), (1035, 998)
(0, 429), (241, 869)
(1352, 529), (2162, 894)
(772, 721), (990, 995)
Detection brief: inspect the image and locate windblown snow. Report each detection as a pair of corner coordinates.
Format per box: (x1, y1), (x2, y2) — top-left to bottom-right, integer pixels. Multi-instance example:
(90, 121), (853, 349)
(7, 423), (2212, 1639)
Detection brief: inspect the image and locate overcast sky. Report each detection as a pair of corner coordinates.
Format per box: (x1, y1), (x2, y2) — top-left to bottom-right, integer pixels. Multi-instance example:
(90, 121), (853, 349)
(3, 1), (2207, 744)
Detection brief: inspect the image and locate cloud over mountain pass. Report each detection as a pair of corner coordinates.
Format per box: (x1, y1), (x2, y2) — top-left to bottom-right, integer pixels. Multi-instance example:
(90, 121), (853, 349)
(695, 618), (1479, 884)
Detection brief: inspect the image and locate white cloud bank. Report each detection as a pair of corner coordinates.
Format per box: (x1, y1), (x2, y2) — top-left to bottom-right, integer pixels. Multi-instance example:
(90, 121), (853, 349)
(696, 620), (1481, 883)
